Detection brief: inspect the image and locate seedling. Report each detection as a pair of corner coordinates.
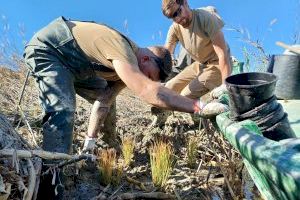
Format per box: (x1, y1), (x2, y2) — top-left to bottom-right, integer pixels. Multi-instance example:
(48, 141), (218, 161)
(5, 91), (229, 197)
(187, 136), (198, 168)
(121, 135), (135, 167)
(149, 139), (174, 188)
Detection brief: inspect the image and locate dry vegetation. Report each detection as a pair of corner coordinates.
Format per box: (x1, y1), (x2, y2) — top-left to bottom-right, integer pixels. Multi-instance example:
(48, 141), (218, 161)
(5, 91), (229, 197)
(0, 64), (261, 200)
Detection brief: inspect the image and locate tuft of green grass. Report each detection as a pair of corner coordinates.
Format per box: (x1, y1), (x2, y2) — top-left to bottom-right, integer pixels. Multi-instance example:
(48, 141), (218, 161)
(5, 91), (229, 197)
(121, 135), (135, 167)
(187, 136), (198, 168)
(149, 139), (174, 189)
(98, 148), (118, 185)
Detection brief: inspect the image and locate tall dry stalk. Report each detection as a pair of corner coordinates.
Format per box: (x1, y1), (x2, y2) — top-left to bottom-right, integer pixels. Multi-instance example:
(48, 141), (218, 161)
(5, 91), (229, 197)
(149, 139), (174, 189)
(226, 25), (271, 72)
(121, 135), (135, 167)
(292, 0), (300, 44)
(0, 15), (25, 70)
(187, 136), (198, 168)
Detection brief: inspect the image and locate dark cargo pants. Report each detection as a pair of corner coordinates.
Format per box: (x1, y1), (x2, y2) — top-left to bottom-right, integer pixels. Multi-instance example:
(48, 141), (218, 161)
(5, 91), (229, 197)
(24, 17), (108, 154)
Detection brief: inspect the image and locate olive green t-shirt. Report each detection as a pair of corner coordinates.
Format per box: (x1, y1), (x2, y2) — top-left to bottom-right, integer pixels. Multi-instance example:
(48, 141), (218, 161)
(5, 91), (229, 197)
(69, 21), (139, 81)
(165, 8), (224, 64)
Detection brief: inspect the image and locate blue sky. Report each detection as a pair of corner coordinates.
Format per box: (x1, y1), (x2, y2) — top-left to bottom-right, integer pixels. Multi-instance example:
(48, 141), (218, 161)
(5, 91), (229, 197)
(0, 0), (299, 68)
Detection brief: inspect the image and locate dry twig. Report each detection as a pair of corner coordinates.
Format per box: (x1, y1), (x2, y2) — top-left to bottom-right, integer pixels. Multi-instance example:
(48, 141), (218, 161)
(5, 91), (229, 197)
(91, 184), (111, 200)
(118, 192), (175, 200)
(0, 149), (95, 161)
(202, 119), (237, 199)
(125, 176), (147, 191)
(32, 159), (42, 200)
(25, 159), (35, 200)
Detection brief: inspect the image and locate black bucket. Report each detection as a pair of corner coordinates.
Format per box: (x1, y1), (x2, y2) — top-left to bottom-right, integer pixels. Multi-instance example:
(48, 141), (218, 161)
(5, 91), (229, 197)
(268, 55), (300, 99)
(225, 72), (277, 117)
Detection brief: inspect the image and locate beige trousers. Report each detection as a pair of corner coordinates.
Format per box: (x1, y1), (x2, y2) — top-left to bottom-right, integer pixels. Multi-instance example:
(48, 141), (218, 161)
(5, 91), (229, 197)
(165, 61), (222, 99)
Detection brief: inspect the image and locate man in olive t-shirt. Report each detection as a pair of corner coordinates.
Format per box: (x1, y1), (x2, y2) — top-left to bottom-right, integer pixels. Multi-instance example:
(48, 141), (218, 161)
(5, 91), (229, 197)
(24, 17), (206, 155)
(150, 0), (231, 127)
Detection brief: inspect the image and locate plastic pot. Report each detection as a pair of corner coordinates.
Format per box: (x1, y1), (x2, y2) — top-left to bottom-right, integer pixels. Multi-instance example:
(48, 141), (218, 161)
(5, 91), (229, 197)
(225, 72), (277, 116)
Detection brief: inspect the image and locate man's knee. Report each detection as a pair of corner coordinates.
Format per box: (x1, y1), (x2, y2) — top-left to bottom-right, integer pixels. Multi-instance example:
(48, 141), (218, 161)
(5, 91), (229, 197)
(180, 84), (209, 99)
(165, 79), (183, 93)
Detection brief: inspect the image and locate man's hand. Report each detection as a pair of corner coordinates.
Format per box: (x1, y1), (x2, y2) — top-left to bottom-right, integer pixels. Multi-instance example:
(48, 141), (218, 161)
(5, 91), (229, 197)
(82, 137), (96, 153)
(200, 101), (229, 118)
(194, 99), (229, 118)
(210, 84), (227, 99)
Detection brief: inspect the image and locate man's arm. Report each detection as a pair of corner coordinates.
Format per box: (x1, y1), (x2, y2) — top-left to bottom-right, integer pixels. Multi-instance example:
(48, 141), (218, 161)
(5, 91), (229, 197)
(165, 42), (177, 55)
(112, 60), (195, 113)
(165, 24), (178, 58)
(87, 81), (125, 138)
(211, 30), (231, 83)
(165, 42), (178, 66)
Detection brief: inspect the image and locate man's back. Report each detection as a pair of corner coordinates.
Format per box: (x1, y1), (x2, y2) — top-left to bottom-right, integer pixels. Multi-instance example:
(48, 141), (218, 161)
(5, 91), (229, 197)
(68, 21), (139, 81)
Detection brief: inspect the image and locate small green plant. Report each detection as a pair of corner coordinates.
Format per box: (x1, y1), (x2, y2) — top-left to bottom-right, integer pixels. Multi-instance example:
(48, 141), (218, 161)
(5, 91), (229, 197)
(121, 135), (135, 167)
(187, 136), (198, 168)
(149, 139), (174, 188)
(98, 148), (118, 185)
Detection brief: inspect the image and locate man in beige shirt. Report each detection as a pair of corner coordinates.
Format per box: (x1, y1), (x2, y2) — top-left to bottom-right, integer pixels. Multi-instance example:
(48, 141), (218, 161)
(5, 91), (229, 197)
(151, 0), (231, 127)
(162, 0), (231, 97)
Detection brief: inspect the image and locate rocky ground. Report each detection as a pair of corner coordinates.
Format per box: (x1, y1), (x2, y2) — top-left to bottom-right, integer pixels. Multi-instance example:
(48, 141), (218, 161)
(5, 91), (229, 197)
(0, 66), (261, 200)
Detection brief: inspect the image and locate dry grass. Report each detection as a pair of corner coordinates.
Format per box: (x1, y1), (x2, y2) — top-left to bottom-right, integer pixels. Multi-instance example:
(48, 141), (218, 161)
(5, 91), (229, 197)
(0, 66), (41, 118)
(121, 135), (135, 167)
(97, 148), (117, 185)
(97, 148), (124, 186)
(149, 139), (174, 189)
(186, 135), (198, 168)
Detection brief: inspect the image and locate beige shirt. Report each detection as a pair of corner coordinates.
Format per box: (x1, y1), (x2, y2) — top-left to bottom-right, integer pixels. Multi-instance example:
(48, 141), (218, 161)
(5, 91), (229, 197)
(165, 8), (224, 64)
(68, 21), (139, 81)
